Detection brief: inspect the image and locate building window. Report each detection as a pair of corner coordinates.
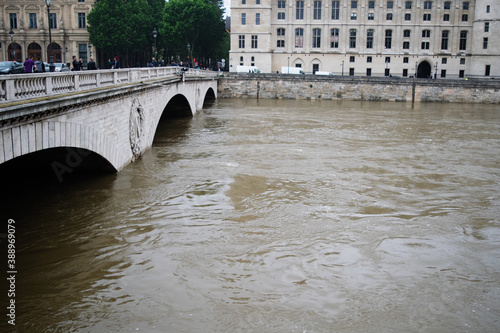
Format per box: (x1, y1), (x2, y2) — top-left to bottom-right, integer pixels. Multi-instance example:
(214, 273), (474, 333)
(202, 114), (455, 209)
(367, 56), (372, 63)
(277, 39), (285, 47)
(405, 13), (411, 21)
(403, 57), (409, 63)
(387, 13), (393, 20)
(483, 38), (488, 49)
(349, 29), (356, 48)
(404, 30), (411, 38)
(487, 5), (490, 13)
(332, 1), (340, 20)
(9, 13), (17, 29)
(403, 41), (410, 49)
(278, 12), (285, 19)
(78, 13), (86, 29)
(424, 1), (432, 10)
(403, 69), (408, 77)
(405, 1), (412, 10)
(366, 68), (372, 76)
(444, 2), (451, 10)
(350, 56), (355, 62)
(460, 58), (466, 65)
(387, 1), (393, 9)
(422, 30), (431, 38)
(78, 0), (85, 2)
(421, 41), (430, 49)
(277, 28), (285, 47)
(277, 28), (285, 36)
(29, 13), (37, 29)
(330, 28), (339, 48)
(242, 0), (246, 4)
(251, 35), (258, 48)
(485, 22), (489, 32)
(423, 14), (431, 21)
(79, 43), (88, 64)
(463, 2), (469, 10)
(256, 0), (260, 4)
(462, 14), (468, 22)
(295, 28), (304, 48)
(278, 0), (286, 19)
(313, 28), (321, 48)
(242, 13), (246, 25)
(349, 68), (355, 76)
(442, 58), (447, 64)
(278, 0), (285, 8)
(49, 13), (57, 29)
(351, 13), (357, 20)
(441, 69), (446, 78)
(485, 65), (491, 76)
(443, 14), (450, 21)
(459, 70), (465, 78)
(239, 35), (245, 48)
(459, 31), (467, 50)
(441, 31), (449, 50)
(368, 13), (374, 20)
(296, 1), (304, 19)
(314, 1), (322, 20)
(385, 30), (392, 49)
(256, 13), (260, 25)
(239, 56), (243, 65)
(385, 56), (391, 63)
(368, 1), (375, 8)
(366, 29), (374, 48)
(351, 1), (357, 9)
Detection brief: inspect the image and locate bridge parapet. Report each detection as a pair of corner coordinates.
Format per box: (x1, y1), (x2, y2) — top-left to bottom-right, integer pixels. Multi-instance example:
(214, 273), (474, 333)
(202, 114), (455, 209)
(0, 67), (218, 103)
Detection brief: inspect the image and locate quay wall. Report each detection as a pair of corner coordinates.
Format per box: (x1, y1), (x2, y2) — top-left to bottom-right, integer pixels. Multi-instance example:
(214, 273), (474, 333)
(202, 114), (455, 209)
(217, 74), (500, 104)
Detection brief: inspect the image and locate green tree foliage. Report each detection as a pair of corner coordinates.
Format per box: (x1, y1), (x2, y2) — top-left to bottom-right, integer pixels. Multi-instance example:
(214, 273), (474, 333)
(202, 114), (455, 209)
(87, 0), (165, 66)
(161, 0), (226, 66)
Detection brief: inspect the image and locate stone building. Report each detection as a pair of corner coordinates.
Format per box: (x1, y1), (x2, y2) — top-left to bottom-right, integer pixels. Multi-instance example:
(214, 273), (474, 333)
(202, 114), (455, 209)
(229, 0), (500, 78)
(0, 0), (94, 66)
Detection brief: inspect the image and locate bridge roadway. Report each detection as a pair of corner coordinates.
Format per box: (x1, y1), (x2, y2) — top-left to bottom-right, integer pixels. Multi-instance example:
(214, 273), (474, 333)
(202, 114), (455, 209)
(0, 67), (218, 181)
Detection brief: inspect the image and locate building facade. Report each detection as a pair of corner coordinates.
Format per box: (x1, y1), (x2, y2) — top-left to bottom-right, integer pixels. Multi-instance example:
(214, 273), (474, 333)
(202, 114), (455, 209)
(0, 0), (94, 66)
(230, 0), (500, 78)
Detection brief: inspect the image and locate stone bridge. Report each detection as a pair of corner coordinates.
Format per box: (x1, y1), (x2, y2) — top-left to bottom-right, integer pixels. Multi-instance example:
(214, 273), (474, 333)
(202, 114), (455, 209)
(0, 67), (218, 181)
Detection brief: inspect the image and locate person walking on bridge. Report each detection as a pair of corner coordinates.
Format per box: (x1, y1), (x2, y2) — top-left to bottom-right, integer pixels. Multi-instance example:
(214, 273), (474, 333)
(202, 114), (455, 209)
(72, 56), (80, 71)
(23, 56), (35, 73)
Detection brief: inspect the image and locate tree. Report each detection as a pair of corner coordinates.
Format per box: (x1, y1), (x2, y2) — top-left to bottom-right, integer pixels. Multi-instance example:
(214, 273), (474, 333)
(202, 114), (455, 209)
(161, 0), (226, 67)
(88, 0), (165, 67)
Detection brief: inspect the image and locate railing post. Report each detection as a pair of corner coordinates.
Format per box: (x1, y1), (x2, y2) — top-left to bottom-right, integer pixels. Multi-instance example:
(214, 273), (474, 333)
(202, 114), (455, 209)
(113, 71), (118, 84)
(74, 74), (80, 90)
(5, 79), (15, 100)
(96, 73), (101, 87)
(45, 76), (53, 95)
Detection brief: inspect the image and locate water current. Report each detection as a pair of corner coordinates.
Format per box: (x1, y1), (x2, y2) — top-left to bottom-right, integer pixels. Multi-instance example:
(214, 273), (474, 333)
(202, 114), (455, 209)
(2, 99), (500, 332)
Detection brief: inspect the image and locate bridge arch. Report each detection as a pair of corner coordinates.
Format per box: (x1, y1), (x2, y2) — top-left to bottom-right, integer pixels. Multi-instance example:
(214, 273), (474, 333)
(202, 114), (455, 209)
(1, 121), (121, 174)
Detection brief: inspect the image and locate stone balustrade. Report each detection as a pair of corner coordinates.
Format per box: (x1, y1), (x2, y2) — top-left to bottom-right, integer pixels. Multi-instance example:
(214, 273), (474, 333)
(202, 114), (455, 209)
(0, 67), (218, 102)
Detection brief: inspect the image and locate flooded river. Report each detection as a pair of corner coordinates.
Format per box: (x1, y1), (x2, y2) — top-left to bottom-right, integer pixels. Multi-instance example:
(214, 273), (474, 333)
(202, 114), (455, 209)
(2, 99), (500, 332)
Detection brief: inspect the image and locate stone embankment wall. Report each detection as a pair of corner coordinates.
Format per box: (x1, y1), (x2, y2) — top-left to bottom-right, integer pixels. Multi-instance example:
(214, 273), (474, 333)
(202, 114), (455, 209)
(217, 74), (500, 103)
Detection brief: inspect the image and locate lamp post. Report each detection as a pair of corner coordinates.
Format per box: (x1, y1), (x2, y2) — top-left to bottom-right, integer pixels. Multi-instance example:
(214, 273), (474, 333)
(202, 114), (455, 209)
(88, 44), (92, 59)
(434, 62), (438, 79)
(9, 29), (15, 61)
(152, 28), (158, 62)
(287, 56), (290, 74)
(187, 43), (190, 67)
(341, 60), (344, 76)
(45, 0), (55, 72)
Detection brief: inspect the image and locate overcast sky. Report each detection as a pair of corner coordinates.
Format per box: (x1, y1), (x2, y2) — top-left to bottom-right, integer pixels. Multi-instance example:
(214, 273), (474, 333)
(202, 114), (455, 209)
(223, 0), (231, 17)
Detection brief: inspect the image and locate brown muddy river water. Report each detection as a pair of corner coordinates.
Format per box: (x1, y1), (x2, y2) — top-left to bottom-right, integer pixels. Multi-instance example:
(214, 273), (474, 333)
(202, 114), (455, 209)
(2, 99), (500, 332)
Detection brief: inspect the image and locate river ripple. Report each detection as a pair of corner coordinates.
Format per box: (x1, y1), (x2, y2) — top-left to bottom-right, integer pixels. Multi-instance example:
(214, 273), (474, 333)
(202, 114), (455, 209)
(3, 99), (500, 332)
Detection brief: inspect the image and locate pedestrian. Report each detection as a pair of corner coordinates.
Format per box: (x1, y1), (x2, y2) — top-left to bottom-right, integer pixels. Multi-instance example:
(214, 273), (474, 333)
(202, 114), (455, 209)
(79, 58), (84, 70)
(151, 57), (157, 67)
(34, 57), (45, 73)
(87, 58), (97, 70)
(72, 56), (80, 71)
(109, 56), (120, 69)
(23, 56), (35, 73)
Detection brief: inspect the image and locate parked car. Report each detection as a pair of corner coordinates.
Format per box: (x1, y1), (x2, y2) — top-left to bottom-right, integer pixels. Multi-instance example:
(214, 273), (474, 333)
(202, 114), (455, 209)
(0, 61), (24, 74)
(53, 63), (70, 72)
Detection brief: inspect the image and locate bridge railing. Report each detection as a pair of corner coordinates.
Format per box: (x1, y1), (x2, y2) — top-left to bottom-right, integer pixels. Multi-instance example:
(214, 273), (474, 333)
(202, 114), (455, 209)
(0, 67), (217, 102)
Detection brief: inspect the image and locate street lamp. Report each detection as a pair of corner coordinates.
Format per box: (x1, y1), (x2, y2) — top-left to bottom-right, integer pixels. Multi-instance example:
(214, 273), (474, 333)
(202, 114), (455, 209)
(152, 28), (158, 62)
(287, 56), (290, 74)
(9, 29), (15, 61)
(434, 62), (438, 79)
(45, 0), (55, 72)
(341, 60), (344, 76)
(187, 43), (190, 67)
(88, 44), (92, 59)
